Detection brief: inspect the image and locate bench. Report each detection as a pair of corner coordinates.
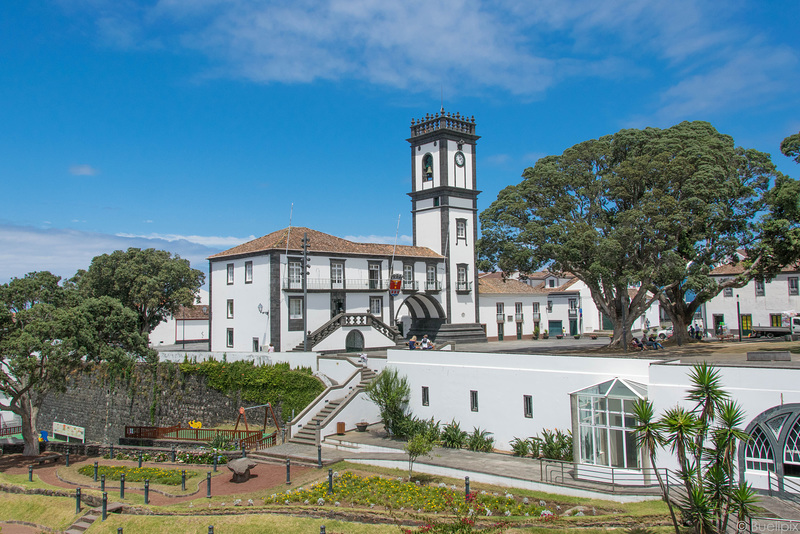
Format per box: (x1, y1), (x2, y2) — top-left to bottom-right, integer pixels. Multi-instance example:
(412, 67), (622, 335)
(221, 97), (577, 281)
(33, 454), (61, 465)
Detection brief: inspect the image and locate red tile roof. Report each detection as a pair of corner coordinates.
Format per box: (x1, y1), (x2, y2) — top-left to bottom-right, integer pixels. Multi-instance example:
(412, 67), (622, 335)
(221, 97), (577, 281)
(209, 227), (443, 260)
(478, 278), (545, 294)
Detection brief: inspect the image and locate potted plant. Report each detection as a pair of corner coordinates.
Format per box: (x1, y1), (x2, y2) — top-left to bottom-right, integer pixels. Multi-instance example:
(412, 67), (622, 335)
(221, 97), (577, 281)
(590, 334), (598, 340)
(542, 329), (549, 339)
(556, 333), (563, 339)
(356, 421), (369, 432)
(574, 334), (581, 339)
(533, 326), (540, 340)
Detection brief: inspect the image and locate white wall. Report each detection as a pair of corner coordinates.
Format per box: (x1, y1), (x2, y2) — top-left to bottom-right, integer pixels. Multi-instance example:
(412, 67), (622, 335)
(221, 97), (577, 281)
(386, 349), (654, 450)
(210, 256), (271, 352)
(149, 289), (209, 347)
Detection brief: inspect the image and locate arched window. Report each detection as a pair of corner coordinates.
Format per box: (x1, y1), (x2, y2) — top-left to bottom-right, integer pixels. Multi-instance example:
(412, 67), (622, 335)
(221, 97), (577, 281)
(422, 153), (433, 181)
(785, 418), (800, 477)
(745, 426), (774, 472)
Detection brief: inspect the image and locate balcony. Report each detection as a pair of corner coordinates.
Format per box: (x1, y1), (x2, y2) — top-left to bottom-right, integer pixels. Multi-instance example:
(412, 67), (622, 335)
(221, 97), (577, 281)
(282, 278), (391, 292)
(456, 280), (472, 293)
(515, 313), (524, 322)
(532, 312), (540, 321)
(496, 313), (505, 323)
(568, 309), (578, 318)
(425, 281), (441, 292)
(402, 280), (419, 293)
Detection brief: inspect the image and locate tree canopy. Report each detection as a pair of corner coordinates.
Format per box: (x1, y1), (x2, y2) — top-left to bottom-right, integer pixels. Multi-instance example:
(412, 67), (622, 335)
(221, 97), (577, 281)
(0, 272), (152, 455)
(77, 248), (205, 337)
(478, 121), (791, 345)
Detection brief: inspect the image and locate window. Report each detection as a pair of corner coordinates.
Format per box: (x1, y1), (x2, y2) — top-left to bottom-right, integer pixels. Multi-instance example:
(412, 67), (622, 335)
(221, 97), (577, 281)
(252, 338), (259, 352)
(369, 262), (381, 290)
(745, 427), (775, 472)
(548, 279), (555, 288)
(771, 314), (783, 327)
(289, 298), (303, 320)
(724, 287), (733, 297)
(455, 219), (467, 243)
(422, 153), (434, 181)
(369, 296), (383, 318)
(227, 264), (234, 284)
(226, 299), (234, 319)
(433, 197), (440, 207)
(426, 265), (437, 290)
(403, 264), (414, 286)
(331, 261), (344, 289)
(470, 390), (479, 412)
(523, 395), (533, 418)
(532, 302), (540, 313)
(515, 302), (523, 322)
(288, 261), (301, 288)
(244, 261), (253, 283)
(226, 328), (234, 348)
(755, 279), (765, 297)
(422, 386), (429, 406)
(546, 300), (553, 313)
(790, 277), (799, 296)
(496, 302), (504, 322)
(456, 264), (469, 291)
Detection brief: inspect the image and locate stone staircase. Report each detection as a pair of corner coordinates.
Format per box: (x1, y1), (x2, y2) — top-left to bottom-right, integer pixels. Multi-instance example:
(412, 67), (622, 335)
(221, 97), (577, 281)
(403, 322), (488, 345)
(65, 502), (124, 534)
(289, 367), (376, 446)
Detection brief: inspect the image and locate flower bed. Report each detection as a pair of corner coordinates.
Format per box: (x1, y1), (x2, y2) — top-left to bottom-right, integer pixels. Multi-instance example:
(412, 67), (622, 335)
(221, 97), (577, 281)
(267, 472), (546, 517)
(78, 465), (199, 485)
(103, 449), (228, 465)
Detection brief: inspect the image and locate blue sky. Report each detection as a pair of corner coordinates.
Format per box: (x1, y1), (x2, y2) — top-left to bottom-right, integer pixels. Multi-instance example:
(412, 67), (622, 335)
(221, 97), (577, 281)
(2, 0), (799, 283)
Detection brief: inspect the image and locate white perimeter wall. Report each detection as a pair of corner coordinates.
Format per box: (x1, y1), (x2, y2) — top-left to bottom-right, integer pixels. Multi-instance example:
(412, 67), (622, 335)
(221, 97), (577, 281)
(386, 349), (654, 450)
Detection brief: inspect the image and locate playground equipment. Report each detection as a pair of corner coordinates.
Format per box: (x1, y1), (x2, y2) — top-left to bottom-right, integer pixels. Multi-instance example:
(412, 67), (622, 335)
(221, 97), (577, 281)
(233, 403), (280, 434)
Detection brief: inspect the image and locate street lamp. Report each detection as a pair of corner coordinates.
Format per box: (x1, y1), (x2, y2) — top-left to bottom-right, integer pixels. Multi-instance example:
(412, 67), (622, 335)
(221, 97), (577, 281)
(736, 294), (742, 342)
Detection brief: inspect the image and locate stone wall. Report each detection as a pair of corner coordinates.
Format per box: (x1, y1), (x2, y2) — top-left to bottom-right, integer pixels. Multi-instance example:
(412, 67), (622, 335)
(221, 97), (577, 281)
(37, 363), (284, 445)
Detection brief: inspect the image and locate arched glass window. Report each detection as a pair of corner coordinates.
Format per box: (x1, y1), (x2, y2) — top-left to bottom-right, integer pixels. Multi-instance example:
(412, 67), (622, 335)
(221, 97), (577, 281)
(785, 418), (800, 477)
(745, 426), (775, 472)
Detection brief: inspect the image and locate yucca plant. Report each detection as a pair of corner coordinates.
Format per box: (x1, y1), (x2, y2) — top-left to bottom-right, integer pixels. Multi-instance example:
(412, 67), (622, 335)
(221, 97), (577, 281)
(466, 427), (494, 452)
(510, 437), (531, 457)
(440, 420), (467, 449)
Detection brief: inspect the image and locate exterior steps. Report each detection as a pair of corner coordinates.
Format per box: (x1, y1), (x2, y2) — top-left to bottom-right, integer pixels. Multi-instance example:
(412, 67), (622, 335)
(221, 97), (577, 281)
(65, 504), (124, 534)
(289, 366), (377, 446)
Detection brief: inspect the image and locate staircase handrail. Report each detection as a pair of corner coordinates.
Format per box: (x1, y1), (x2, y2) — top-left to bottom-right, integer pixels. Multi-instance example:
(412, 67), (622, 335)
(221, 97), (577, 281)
(311, 368), (375, 433)
(303, 313), (401, 350)
(290, 360), (364, 437)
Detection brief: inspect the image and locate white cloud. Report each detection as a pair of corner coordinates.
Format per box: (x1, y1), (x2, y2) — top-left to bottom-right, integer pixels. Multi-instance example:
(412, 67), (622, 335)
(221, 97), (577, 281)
(62, 1), (799, 117)
(343, 234), (413, 245)
(0, 224), (221, 284)
(69, 164), (99, 176)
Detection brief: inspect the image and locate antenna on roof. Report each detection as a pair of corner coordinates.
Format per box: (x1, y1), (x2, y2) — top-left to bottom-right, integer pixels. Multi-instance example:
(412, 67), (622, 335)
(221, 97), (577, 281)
(441, 85), (444, 112)
(284, 203), (293, 262)
(390, 214), (401, 274)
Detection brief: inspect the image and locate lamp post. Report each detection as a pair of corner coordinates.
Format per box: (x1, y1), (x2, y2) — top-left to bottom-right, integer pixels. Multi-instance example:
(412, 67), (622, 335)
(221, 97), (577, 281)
(258, 304), (269, 351)
(737, 294), (742, 342)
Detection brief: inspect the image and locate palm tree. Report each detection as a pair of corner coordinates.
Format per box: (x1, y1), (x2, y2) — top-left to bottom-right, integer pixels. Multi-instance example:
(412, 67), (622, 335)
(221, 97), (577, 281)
(632, 399), (680, 534)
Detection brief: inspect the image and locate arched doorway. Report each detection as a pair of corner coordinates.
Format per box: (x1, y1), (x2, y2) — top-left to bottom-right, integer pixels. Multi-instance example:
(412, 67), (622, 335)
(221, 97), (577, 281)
(395, 293), (447, 340)
(345, 330), (364, 353)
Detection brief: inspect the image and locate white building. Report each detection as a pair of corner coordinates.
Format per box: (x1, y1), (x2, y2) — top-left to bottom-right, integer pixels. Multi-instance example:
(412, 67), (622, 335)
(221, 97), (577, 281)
(479, 271), (659, 340)
(208, 109), (487, 353)
(149, 289), (209, 347)
(705, 262), (800, 336)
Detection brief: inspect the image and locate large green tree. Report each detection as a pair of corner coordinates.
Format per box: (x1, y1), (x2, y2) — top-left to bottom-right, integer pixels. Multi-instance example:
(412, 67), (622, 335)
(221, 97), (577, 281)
(77, 248), (205, 338)
(478, 121), (787, 345)
(0, 272), (152, 456)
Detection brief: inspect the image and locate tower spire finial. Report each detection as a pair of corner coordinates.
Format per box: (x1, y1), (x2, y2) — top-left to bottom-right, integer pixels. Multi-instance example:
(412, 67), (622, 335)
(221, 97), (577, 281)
(441, 85), (444, 114)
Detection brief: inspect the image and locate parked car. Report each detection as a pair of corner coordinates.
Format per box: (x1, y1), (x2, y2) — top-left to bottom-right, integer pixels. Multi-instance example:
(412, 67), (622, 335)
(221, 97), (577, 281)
(657, 326), (673, 340)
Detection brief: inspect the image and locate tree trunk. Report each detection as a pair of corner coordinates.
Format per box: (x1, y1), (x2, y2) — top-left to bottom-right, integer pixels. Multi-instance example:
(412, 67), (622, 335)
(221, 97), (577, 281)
(16, 394), (40, 457)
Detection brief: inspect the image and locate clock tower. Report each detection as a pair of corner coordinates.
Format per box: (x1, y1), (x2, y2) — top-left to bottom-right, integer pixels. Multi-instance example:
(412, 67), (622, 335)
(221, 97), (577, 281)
(408, 108), (481, 329)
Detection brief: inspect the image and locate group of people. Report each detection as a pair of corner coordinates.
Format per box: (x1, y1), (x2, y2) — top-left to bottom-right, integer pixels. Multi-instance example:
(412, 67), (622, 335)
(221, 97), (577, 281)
(408, 335), (435, 350)
(632, 333), (664, 351)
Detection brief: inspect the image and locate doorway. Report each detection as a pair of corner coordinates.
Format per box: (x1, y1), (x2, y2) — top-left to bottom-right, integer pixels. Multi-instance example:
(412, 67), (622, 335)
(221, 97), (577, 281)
(345, 330), (364, 352)
(331, 293), (345, 319)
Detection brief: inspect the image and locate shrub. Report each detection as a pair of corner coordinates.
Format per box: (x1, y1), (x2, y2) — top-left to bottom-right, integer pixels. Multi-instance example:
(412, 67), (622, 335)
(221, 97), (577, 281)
(396, 416), (441, 442)
(466, 427), (494, 452)
(532, 428), (572, 461)
(440, 420), (467, 449)
(365, 368), (410, 437)
(510, 437), (531, 457)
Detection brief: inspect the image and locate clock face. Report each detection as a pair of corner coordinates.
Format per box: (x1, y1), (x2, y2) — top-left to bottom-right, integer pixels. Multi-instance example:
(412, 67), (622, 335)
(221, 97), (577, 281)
(455, 151), (465, 167)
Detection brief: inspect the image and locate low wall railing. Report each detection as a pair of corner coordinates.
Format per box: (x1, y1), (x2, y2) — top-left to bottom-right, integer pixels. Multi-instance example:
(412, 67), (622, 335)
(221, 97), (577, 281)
(0, 425), (21, 437)
(124, 424), (268, 448)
